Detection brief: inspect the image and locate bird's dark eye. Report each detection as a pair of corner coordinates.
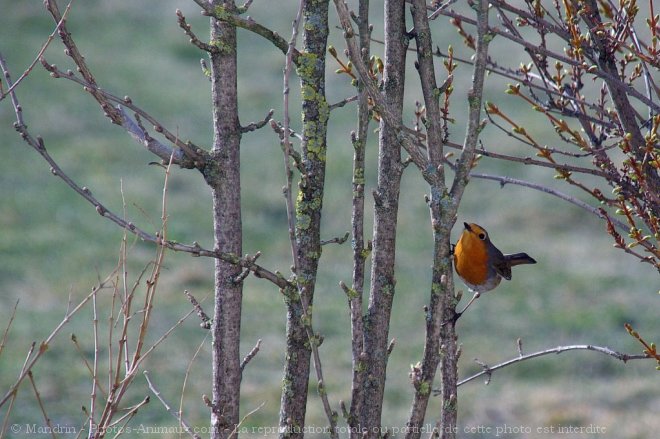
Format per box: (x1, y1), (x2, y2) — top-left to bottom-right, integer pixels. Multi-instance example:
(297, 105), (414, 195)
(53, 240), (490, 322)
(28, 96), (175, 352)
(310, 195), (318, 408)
(478, 233), (486, 240)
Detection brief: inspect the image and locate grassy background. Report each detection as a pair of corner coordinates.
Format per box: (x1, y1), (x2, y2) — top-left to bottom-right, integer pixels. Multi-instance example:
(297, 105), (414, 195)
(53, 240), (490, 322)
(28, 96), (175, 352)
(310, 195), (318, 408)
(1, 1), (658, 438)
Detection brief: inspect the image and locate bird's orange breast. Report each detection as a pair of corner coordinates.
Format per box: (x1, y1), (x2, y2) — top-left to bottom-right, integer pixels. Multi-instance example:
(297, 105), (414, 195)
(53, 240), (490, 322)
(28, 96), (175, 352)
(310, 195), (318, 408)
(454, 232), (490, 287)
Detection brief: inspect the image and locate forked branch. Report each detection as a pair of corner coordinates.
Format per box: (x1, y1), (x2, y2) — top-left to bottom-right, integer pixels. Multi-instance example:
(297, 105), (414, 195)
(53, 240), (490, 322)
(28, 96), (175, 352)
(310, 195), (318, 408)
(439, 343), (651, 390)
(0, 54), (289, 290)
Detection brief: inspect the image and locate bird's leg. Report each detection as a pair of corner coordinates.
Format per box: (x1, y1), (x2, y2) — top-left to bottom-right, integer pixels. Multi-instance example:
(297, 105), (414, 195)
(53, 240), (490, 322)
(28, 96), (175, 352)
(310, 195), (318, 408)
(456, 290), (480, 318)
(442, 290), (481, 325)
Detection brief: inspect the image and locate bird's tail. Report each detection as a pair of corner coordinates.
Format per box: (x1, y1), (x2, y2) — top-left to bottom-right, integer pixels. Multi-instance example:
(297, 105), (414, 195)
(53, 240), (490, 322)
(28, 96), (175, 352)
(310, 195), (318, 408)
(505, 252), (537, 266)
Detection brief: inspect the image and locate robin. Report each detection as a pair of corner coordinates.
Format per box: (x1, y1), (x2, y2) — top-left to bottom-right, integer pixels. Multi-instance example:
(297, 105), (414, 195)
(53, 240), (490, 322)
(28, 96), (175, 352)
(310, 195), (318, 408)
(453, 222), (537, 317)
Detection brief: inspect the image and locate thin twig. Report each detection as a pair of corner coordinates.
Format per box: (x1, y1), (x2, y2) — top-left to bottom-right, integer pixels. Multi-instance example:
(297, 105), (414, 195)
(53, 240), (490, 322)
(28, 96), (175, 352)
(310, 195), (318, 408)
(179, 333), (210, 436)
(369, 34), (619, 128)
(0, 300), (19, 359)
(107, 396), (149, 429)
(95, 157), (171, 433)
(27, 371), (56, 439)
(0, 273), (118, 409)
(625, 323), (660, 363)
(125, 155), (172, 375)
(228, 401), (266, 439)
(241, 109), (274, 133)
(320, 232), (350, 246)
(89, 282), (100, 434)
(184, 290), (212, 329)
(0, 0), (74, 101)
(328, 94), (358, 111)
(176, 9), (216, 53)
(144, 371), (201, 439)
(40, 60), (204, 165)
(43, 0), (121, 122)
(129, 307), (198, 376)
(281, 0), (305, 275)
(470, 171), (630, 233)
(69, 334), (107, 397)
(240, 339), (262, 372)
(428, 0), (458, 21)
(238, 0), (254, 13)
(0, 386), (19, 438)
(450, 344), (650, 388)
(461, 141), (612, 178)
(270, 120), (304, 171)
(449, 0), (492, 202)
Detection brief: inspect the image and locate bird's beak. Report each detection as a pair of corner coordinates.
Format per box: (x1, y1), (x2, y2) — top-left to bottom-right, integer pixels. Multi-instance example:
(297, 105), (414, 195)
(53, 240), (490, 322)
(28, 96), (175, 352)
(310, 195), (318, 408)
(463, 222), (471, 231)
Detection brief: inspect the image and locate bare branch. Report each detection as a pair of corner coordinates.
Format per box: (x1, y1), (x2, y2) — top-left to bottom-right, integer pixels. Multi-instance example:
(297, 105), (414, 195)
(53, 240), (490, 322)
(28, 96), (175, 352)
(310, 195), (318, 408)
(180, 333), (210, 435)
(39, 60), (205, 167)
(184, 290), (212, 329)
(0, 383), (19, 437)
(89, 242), (101, 436)
(177, 9), (216, 53)
(406, 0), (460, 432)
(193, 0), (301, 64)
(281, 0), (305, 276)
(144, 371), (201, 439)
(0, 273), (118, 409)
(237, 0), (254, 13)
(128, 292), (197, 376)
(369, 34), (621, 128)
(0, 0), (73, 102)
(43, 0), (122, 122)
(0, 300), (19, 360)
(240, 109), (274, 133)
(444, 344), (650, 389)
(240, 339), (262, 372)
(328, 94), (358, 111)
(270, 119), (304, 171)
(411, 0), (446, 177)
(449, 0), (492, 203)
(106, 396), (149, 429)
(1, 61), (289, 289)
(321, 232), (350, 246)
(470, 171), (630, 233)
(27, 372), (56, 439)
(229, 401), (266, 439)
(70, 334), (107, 397)
(37, 128), (280, 285)
(625, 323), (660, 365)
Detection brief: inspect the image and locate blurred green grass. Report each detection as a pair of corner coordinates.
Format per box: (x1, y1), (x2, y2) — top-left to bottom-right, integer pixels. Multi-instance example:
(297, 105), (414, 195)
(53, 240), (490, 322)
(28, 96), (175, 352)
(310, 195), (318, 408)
(1, 1), (658, 438)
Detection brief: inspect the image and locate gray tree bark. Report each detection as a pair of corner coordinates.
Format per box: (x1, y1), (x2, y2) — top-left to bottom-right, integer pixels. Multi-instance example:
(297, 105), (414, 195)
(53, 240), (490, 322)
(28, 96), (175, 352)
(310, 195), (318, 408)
(279, 1), (330, 438)
(208, 2), (243, 438)
(360, 1), (407, 435)
(346, 0), (371, 436)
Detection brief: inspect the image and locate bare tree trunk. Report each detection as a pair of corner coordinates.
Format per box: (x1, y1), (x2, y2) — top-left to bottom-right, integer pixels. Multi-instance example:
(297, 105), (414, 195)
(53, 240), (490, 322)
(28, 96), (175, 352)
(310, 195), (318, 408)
(435, 2), (491, 437)
(347, 0), (371, 436)
(208, 2), (243, 438)
(405, 1), (457, 437)
(279, 2), (330, 437)
(360, 0), (407, 434)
